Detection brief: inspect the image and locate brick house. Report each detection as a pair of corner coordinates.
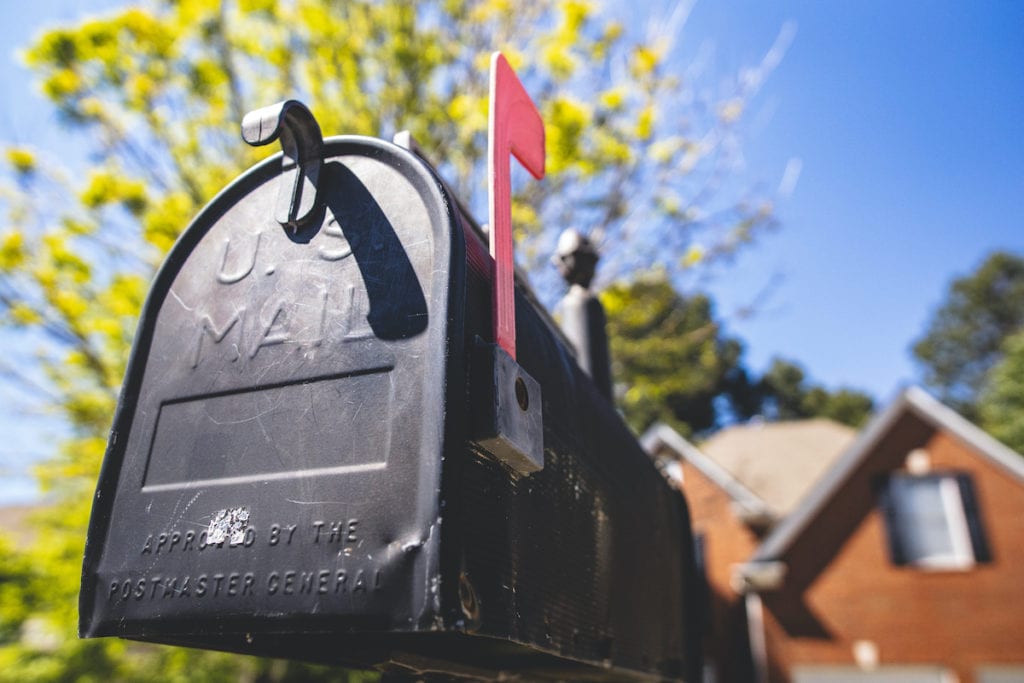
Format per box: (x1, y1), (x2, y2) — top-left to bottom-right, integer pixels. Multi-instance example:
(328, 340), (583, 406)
(644, 387), (1024, 683)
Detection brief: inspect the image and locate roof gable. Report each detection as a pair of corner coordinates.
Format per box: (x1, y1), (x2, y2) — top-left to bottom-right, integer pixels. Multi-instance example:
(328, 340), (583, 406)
(641, 423), (773, 521)
(698, 418), (856, 517)
(753, 386), (1024, 562)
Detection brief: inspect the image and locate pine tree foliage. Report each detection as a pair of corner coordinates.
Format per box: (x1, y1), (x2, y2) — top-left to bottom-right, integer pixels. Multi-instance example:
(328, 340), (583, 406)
(602, 277), (874, 435)
(757, 357), (874, 427)
(979, 330), (1024, 455)
(913, 251), (1024, 418)
(603, 274), (745, 435)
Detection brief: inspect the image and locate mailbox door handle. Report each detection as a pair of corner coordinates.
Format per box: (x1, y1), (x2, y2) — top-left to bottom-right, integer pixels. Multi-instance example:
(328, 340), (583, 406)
(241, 100), (324, 231)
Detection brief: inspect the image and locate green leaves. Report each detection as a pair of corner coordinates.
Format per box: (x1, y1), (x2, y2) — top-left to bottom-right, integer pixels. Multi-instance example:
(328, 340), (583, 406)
(978, 330), (1024, 454)
(5, 148), (37, 177)
(603, 274), (741, 436)
(0, 231), (27, 272)
(26, 8), (177, 121)
(913, 251), (1024, 418)
(80, 170), (148, 215)
(758, 358), (874, 427)
(16, 0), (778, 292)
(603, 277), (874, 435)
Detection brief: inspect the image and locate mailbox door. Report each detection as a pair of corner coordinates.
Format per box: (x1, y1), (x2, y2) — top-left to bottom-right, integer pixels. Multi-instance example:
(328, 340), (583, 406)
(80, 137), (464, 642)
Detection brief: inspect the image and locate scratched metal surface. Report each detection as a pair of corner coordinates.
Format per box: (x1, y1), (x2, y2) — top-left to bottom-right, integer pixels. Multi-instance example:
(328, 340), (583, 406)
(80, 137), (458, 639)
(80, 136), (701, 681)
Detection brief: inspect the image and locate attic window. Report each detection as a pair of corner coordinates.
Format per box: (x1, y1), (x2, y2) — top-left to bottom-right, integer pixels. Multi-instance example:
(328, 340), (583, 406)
(880, 473), (991, 570)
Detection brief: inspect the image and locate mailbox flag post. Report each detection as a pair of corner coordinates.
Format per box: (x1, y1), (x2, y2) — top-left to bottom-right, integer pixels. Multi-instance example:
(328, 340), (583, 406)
(473, 52), (547, 475)
(487, 51), (545, 361)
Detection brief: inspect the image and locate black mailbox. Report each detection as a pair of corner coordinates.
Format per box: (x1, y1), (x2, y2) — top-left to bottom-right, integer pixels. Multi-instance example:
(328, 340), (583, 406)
(80, 99), (702, 681)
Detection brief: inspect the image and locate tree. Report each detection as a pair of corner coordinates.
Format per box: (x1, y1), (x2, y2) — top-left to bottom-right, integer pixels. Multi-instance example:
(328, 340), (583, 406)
(978, 330), (1024, 455)
(758, 357), (874, 427)
(913, 251), (1024, 418)
(757, 357), (806, 420)
(0, 0), (787, 679)
(602, 274), (747, 436)
(603, 281), (874, 435)
(801, 386), (875, 428)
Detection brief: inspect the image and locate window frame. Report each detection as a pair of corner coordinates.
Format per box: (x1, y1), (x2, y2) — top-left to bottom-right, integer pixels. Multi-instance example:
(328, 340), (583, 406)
(878, 471), (991, 570)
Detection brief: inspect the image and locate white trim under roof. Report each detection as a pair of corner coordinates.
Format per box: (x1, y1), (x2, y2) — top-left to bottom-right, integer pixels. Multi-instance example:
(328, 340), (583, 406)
(752, 386), (1024, 563)
(641, 422), (775, 522)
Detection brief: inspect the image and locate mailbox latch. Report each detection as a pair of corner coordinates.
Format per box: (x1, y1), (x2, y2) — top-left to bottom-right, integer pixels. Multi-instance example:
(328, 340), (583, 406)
(241, 99), (323, 231)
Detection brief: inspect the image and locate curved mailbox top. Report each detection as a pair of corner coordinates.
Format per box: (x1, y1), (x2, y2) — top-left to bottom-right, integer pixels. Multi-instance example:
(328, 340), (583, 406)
(80, 136), (463, 639)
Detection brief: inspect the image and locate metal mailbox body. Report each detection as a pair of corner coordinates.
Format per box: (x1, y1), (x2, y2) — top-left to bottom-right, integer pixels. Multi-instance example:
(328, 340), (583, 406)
(80, 136), (701, 681)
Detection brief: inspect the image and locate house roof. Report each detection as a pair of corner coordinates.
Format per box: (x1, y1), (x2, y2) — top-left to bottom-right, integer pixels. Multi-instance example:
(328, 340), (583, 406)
(641, 423), (774, 521)
(752, 386), (1024, 563)
(697, 418), (857, 518)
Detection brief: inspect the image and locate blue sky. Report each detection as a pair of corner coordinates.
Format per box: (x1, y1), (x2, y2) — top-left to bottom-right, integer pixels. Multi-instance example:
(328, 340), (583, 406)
(1, 1), (1022, 501)
(677, 0), (1024, 402)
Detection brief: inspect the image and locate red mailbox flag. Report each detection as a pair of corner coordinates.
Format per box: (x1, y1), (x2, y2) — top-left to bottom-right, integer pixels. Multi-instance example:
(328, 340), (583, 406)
(488, 52), (546, 360)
